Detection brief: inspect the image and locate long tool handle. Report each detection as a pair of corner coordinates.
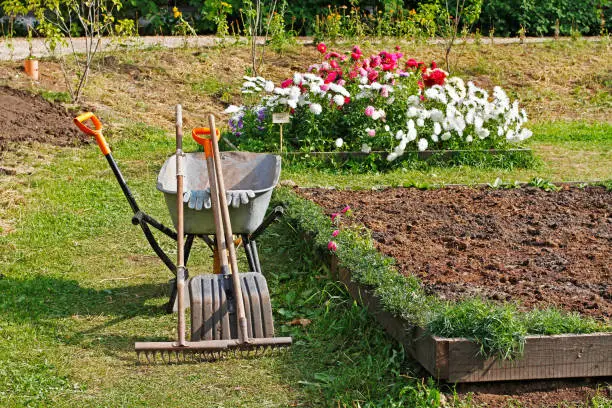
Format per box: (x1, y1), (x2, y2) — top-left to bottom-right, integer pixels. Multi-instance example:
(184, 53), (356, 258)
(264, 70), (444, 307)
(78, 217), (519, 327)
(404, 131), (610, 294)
(175, 105), (186, 347)
(209, 114), (250, 343)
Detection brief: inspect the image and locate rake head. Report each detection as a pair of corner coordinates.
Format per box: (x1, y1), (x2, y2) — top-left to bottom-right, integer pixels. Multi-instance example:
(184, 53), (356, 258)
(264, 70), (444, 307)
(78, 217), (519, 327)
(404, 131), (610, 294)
(135, 337), (292, 364)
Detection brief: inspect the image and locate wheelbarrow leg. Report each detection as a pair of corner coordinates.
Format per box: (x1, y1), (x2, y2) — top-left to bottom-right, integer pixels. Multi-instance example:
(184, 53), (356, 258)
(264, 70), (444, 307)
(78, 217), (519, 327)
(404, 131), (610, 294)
(242, 234), (258, 273)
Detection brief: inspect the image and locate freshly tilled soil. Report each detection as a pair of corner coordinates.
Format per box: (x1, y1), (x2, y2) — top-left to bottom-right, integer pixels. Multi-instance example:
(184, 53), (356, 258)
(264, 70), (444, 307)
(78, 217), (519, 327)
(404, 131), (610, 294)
(299, 185), (611, 406)
(299, 186), (611, 319)
(0, 86), (88, 151)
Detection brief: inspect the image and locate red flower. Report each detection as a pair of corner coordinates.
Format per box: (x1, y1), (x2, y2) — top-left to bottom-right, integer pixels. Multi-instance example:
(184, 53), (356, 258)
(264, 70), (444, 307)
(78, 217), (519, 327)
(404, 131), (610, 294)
(280, 78), (293, 88)
(351, 52), (362, 60)
(330, 59), (339, 69)
(324, 52), (342, 60)
(367, 70), (379, 82)
(422, 68), (447, 87)
(344, 96), (351, 105)
(431, 61), (437, 69)
(395, 45), (401, 51)
(317, 42), (327, 54)
(406, 58), (418, 68)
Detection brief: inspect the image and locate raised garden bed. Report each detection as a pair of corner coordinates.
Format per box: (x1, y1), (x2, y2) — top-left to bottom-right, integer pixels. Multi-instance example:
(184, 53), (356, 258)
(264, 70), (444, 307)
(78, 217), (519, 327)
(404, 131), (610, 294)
(278, 185), (612, 383)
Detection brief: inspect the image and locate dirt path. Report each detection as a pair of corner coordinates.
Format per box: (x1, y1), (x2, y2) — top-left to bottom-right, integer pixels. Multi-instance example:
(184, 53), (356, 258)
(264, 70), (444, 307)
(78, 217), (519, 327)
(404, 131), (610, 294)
(299, 186), (611, 319)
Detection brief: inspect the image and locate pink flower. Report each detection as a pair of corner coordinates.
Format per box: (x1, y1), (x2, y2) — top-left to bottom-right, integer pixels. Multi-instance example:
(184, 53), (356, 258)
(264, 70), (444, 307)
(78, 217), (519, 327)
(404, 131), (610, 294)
(338, 79), (346, 86)
(371, 56), (381, 67)
(364, 106), (375, 117)
(324, 72), (338, 83)
(367, 128), (376, 137)
(320, 84), (329, 91)
(281, 78), (292, 88)
(381, 87), (389, 98)
(395, 45), (401, 51)
(324, 52), (343, 60)
(328, 241), (337, 251)
(367, 70), (378, 82)
(331, 212), (339, 221)
(330, 59), (339, 69)
(332, 229), (340, 237)
(341, 205), (351, 213)
(317, 43), (327, 54)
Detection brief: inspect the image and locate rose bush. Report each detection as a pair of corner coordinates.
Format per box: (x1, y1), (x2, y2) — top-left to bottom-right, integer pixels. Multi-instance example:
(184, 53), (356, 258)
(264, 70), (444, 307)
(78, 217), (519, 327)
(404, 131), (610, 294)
(225, 43), (532, 162)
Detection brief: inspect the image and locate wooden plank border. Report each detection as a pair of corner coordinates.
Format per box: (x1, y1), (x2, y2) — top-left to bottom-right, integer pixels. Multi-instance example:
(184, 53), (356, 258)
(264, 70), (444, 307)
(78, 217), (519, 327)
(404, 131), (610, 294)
(329, 255), (612, 383)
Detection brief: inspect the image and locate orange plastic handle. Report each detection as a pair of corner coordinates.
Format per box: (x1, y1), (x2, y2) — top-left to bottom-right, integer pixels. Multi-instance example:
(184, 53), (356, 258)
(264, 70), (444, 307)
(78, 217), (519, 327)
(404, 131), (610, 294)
(192, 127), (220, 158)
(73, 112), (110, 155)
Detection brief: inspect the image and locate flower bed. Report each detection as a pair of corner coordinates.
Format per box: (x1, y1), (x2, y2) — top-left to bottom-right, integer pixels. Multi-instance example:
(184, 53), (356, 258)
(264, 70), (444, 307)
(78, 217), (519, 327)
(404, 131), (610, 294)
(274, 187), (610, 361)
(226, 43), (532, 162)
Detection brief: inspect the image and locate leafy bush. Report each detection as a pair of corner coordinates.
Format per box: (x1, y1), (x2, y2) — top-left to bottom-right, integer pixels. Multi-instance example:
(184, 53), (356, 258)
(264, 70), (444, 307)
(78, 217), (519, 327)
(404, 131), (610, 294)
(225, 43), (532, 160)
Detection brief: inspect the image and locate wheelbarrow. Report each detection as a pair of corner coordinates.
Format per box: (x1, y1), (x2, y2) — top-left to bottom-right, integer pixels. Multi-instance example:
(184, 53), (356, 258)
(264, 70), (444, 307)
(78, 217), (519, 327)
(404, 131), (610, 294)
(73, 112), (284, 313)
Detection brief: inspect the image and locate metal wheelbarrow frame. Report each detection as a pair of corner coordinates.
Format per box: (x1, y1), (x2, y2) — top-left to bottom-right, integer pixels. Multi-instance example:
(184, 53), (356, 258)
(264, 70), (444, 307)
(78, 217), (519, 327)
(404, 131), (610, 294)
(73, 113), (284, 313)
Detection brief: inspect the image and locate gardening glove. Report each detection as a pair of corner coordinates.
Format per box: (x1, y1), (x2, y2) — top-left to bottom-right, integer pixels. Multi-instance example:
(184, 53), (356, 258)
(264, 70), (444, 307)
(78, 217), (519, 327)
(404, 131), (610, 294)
(184, 189), (211, 211)
(227, 190), (255, 208)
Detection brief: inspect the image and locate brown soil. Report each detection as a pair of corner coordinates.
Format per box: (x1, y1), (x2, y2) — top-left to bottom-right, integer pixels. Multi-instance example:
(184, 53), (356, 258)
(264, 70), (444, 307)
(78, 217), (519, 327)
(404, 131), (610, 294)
(299, 186), (611, 319)
(298, 186), (612, 406)
(0, 86), (88, 151)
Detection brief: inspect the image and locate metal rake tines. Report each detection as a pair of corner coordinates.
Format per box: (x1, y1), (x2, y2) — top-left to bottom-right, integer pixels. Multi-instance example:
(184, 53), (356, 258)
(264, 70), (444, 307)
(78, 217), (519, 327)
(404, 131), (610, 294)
(136, 349), (228, 364)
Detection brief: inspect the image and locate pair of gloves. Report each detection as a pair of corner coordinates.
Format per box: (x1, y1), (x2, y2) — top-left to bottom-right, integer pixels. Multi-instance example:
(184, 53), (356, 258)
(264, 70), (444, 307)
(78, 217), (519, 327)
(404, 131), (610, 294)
(183, 189), (255, 210)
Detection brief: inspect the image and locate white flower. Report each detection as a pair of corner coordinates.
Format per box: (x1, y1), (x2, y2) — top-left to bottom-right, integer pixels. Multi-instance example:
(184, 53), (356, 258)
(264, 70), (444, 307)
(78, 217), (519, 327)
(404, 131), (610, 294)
(333, 94), (345, 106)
(431, 133), (439, 142)
(407, 127), (417, 141)
(417, 138), (428, 151)
(360, 76), (368, 85)
(441, 132), (451, 141)
(396, 130), (405, 140)
(407, 107), (419, 118)
(384, 125), (390, 132)
(264, 81), (275, 92)
(387, 152), (399, 161)
(361, 143), (372, 154)
(309, 103), (322, 115)
(386, 97), (395, 105)
(465, 135), (473, 143)
(335, 138), (344, 148)
(430, 109), (444, 122)
(433, 122), (442, 135)
(224, 105), (241, 114)
(477, 128), (490, 139)
(407, 95), (420, 106)
(293, 73), (303, 85)
(519, 128), (533, 140)
(287, 99), (297, 109)
(416, 118), (425, 127)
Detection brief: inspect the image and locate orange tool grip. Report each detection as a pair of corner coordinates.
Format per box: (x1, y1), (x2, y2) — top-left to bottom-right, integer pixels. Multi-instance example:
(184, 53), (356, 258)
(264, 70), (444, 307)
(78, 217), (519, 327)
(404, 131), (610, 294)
(73, 112), (110, 155)
(192, 127), (220, 158)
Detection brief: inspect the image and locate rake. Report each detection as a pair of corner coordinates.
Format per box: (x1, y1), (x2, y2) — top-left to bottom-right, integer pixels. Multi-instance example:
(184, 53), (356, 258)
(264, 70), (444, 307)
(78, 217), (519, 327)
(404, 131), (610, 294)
(134, 111), (291, 362)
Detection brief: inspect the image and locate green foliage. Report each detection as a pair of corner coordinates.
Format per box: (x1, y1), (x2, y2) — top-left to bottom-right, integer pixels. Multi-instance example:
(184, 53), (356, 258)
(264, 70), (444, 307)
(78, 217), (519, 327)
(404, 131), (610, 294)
(478, 0), (610, 36)
(276, 187), (611, 361)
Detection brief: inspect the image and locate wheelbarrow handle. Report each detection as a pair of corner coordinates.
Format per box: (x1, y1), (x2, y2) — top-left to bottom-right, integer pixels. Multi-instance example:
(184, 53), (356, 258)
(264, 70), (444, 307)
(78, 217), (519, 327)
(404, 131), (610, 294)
(192, 127), (220, 158)
(73, 112), (110, 155)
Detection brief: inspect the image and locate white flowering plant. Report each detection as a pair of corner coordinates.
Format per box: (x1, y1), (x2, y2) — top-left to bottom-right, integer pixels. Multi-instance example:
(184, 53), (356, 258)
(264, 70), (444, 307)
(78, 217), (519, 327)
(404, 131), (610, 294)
(225, 43), (532, 162)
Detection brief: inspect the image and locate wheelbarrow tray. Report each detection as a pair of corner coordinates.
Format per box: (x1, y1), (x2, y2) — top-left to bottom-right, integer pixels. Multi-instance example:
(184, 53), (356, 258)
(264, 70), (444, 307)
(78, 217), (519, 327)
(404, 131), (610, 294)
(157, 151), (281, 235)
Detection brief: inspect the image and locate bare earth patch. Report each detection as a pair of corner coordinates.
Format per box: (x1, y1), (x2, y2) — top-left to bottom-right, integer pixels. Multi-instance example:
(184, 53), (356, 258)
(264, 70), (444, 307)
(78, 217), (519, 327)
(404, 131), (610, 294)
(299, 186), (611, 319)
(0, 86), (88, 151)
(299, 185), (611, 406)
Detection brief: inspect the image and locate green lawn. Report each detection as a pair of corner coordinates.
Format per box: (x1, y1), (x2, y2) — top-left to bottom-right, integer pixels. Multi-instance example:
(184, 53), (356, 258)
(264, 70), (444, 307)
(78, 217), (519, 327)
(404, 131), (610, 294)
(1, 118), (610, 406)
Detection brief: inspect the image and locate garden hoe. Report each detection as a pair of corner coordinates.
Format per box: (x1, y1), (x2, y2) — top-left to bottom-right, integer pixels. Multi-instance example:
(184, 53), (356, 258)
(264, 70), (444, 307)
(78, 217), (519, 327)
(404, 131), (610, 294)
(134, 112), (291, 362)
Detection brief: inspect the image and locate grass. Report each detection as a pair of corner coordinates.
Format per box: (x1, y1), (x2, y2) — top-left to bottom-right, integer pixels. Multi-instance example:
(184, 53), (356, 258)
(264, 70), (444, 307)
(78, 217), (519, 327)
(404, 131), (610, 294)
(0, 126), (466, 407)
(0, 39), (610, 406)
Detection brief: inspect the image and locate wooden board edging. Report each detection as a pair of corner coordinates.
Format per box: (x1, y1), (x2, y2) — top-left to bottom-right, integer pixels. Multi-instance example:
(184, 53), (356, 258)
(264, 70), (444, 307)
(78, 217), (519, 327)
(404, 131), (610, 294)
(328, 254), (612, 383)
